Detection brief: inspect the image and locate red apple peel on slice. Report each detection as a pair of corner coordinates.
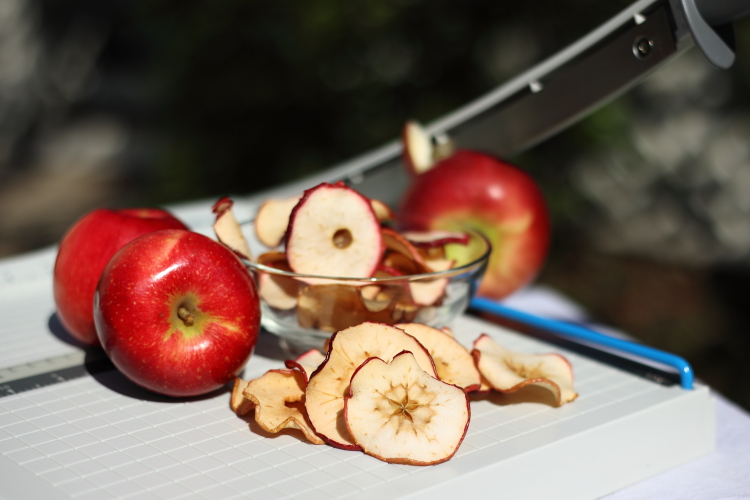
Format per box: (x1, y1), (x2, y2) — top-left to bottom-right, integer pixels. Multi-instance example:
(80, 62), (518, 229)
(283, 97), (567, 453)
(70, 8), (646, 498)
(396, 323), (481, 392)
(472, 334), (578, 406)
(212, 197), (252, 260)
(304, 322), (437, 449)
(345, 351), (470, 465)
(285, 349), (326, 383)
(286, 182), (383, 281)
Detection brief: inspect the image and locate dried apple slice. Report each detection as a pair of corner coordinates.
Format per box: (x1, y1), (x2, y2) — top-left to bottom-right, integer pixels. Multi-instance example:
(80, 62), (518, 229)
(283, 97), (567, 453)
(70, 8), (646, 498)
(381, 228), (449, 304)
(255, 195), (302, 248)
(298, 284), (386, 331)
(345, 351), (470, 465)
(212, 197), (252, 260)
(381, 227), (428, 268)
(285, 348), (326, 382)
(382, 252), (422, 276)
(401, 230), (470, 247)
(230, 377), (254, 416)
(242, 369), (324, 445)
(255, 252), (299, 310)
(305, 322), (437, 449)
(408, 258), (455, 306)
(370, 198), (395, 223)
(286, 182), (383, 279)
(396, 323), (481, 392)
(402, 121), (454, 177)
(403, 120), (434, 176)
(472, 334), (578, 406)
(392, 300), (419, 323)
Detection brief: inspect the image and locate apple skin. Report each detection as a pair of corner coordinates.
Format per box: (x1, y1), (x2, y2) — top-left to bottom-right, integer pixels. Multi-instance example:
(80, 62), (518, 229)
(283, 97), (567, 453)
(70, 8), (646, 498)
(53, 208), (189, 345)
(94, 229), (261, 397)
(398, 150), (550, 300)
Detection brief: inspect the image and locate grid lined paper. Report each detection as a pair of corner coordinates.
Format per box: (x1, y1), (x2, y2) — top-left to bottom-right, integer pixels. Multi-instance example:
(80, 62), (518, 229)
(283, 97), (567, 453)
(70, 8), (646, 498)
(0, 246), (703, 500)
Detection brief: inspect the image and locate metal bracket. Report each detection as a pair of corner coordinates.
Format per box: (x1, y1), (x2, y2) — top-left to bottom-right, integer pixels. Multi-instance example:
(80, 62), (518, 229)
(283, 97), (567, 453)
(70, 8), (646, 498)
(681, 0), (737, 69)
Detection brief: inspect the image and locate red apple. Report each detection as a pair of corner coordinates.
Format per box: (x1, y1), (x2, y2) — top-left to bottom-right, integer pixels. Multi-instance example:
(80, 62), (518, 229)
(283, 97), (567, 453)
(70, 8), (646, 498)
(53, 208), (189, 345)
(398, 150), (550, 299)
(94, 229), (261, 397)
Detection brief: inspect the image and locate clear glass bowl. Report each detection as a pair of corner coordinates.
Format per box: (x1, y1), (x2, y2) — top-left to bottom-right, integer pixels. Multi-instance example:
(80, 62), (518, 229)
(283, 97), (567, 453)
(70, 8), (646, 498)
(241, 224), (490, 352)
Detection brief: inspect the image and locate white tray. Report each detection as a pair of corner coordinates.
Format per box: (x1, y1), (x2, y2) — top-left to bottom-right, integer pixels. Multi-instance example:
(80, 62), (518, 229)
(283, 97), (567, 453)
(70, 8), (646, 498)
(0, 247), (715, 500)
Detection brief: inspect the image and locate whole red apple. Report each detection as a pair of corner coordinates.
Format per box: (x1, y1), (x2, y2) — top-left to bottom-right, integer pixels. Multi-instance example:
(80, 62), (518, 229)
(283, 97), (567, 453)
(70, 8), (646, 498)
(53, 208), (189, 345)
(94, 229), (261, 397)
(398, 150), (550, 300)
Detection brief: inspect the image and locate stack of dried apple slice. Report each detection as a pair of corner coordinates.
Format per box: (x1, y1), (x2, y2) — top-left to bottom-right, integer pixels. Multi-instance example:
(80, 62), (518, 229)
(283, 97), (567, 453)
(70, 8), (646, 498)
(230, 321), (578, 466)
(212, 181), (475, 332)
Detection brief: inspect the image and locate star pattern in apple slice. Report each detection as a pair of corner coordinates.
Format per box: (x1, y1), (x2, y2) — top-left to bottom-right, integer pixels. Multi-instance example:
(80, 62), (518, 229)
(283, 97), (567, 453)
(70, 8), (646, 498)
(304, 322), (437, 449)
(344, 351), (470, 465)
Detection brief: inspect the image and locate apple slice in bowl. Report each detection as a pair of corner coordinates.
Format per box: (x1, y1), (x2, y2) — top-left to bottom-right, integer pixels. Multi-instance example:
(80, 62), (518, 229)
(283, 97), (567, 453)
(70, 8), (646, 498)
(239, 219), (491, 353)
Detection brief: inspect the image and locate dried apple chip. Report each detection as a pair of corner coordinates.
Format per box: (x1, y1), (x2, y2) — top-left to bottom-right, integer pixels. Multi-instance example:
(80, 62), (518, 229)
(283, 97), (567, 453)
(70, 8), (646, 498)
(401, 230), (470, 247)
(305, 322), (437, 449)
(472, 334), (578, 406)
(381, 227), (428, 268)
(230, 377), (254, 416)
(254, 194), (302, 248)
(286, 182), (383, 280)
(345, 351), (470, 465)
(242, 369), (324, 445)
(285, 348), (326, 382)
(370, 198), (395, 223)
(382, 251), (423, 275)
(396, 323), (481, 392)
(255, 252), (300, 310)
(212, 197), (252, 260)
(298, 284), (386, 331)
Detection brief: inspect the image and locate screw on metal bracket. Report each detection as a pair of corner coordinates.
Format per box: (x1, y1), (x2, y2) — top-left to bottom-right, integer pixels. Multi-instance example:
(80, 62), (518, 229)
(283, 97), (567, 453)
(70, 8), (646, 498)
(633, 37), (654, 58)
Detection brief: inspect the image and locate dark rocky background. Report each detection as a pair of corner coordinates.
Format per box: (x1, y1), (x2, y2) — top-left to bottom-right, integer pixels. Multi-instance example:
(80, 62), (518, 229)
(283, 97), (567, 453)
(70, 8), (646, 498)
(1, 0), (749, 410)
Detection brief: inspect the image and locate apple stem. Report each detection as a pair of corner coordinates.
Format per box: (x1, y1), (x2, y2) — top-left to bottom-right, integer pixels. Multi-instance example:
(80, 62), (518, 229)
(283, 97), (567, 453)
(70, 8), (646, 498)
(177, 306), (195, 327)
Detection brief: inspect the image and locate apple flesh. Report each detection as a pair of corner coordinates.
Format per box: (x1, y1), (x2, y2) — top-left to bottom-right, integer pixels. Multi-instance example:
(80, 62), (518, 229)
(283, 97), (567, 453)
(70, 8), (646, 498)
(53, 208), (188, 345)
(399, 150), (550, 299)
(94, 229), (261, 397)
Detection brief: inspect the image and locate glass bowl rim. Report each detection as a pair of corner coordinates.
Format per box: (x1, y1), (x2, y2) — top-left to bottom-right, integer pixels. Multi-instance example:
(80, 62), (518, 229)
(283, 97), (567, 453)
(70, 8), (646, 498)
(241, 226), (492, 282)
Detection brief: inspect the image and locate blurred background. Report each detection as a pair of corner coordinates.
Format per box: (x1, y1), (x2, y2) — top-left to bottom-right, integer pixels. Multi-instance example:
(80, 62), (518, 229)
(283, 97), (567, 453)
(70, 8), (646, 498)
(1, 0), (748, 410)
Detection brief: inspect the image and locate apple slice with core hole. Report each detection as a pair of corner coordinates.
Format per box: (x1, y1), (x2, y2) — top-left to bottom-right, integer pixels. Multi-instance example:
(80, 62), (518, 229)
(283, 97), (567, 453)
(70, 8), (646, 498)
(286, 182), (383, 280)
(396, 323), (481, 392)
(212, 197), (252, 260)
(305, 322), (437, 449)
(242, 369), (324, 444)
(255, 195), (303, 248)
(345, 351), (470, 465)
(472, 334), (578, 406)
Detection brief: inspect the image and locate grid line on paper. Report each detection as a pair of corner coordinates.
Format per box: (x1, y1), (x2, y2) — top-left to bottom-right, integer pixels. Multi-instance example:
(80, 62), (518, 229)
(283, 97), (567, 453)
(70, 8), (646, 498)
(0, 306), (665, 500)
